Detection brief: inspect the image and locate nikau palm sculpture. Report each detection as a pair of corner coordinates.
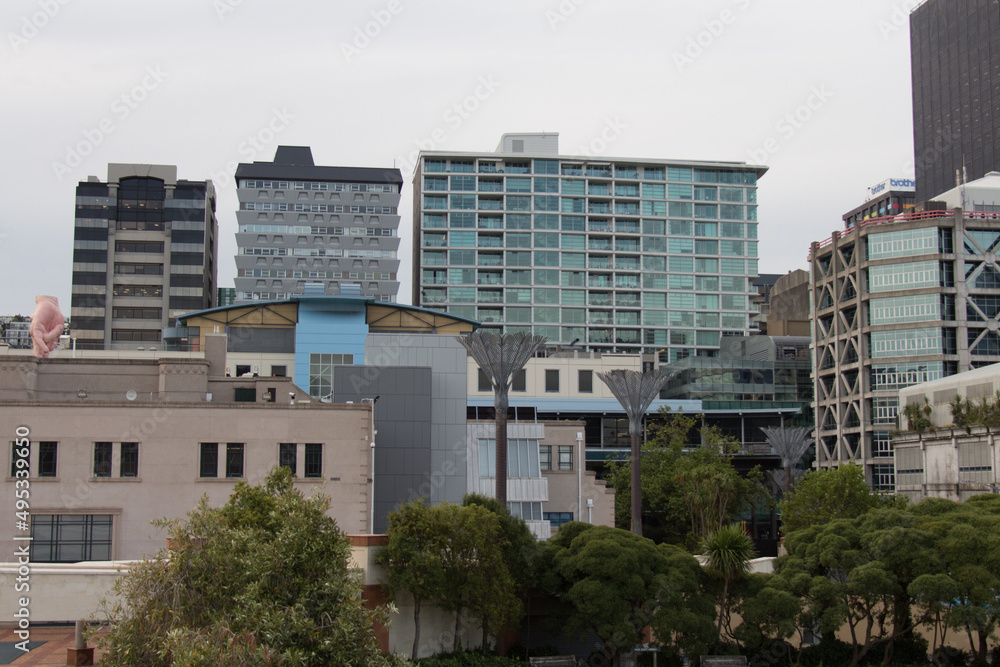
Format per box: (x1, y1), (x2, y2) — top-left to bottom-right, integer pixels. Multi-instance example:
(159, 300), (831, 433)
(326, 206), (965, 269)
(458, 331), (548, 505)
(597, 369), (671, 536)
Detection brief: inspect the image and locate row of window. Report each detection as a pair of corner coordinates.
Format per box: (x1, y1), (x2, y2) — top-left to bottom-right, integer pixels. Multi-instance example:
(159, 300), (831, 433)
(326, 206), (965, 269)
(425, 270), (748, 292)
(10, 442), (324, 480)
(239, 269), (394, 280)
(429, 287), (748, 311)
(478, 369), (593, 394)
(423, 159), (758, 185)
(476, 439), (574, 479)
(457, 323), (734, 349)
(238, 224), (396, 236)
(423, 176), (752, 203)
(423, 195), (753, 220)
(423, 249), (755, 274)
(241, 202), (396, 214)
(423, 215), (757, 238)
(422, 233), (757, 257)
(237, 292), (394, 302)
(240, 180), (398, 193)
(240, 247), (396, 259)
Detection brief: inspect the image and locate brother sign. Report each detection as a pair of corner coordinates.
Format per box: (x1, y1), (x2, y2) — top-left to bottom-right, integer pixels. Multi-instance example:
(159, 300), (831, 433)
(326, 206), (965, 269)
(867, 177), (916, 201)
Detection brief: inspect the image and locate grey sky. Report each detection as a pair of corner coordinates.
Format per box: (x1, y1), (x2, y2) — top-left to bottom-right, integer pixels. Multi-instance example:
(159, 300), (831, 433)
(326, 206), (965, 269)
(0, 0), (917, 315)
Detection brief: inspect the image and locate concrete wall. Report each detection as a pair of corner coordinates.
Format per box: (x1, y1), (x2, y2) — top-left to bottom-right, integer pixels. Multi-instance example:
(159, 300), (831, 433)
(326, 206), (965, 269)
(1, 402), (372, 560)
(0, 561), (130, 625)
(540, 421), (615, 530)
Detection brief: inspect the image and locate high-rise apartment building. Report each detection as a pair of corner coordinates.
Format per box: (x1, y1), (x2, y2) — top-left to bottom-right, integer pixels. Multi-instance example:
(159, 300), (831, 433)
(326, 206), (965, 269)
(911, 0), (1000, 202)
(412, 133), (765, 358)
(810, 175), (1000, 492)
(234, 146), (403, 302)
(70, 164), (218, 350)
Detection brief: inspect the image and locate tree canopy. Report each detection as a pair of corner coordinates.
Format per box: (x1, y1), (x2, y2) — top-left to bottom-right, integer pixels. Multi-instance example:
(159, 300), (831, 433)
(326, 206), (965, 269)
(537, 523), (716, 666)
(606, 408), (766, 548)
(93, 467), (407, 666)
(778, 463), (883, 534)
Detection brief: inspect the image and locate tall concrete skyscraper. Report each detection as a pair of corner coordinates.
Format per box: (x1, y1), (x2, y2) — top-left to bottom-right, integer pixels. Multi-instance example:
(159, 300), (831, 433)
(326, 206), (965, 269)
(234, 146), (403, 302)
(911, 0), (1000, 202)
(70, 164), (218, 350)
(412, 133), (765, 359)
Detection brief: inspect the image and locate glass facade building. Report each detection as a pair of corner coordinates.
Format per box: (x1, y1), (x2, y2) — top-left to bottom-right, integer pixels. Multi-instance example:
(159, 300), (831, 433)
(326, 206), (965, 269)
(810, 209), (1000, 491)
(413, 133), (766, 357)
(910, 0), (1000, 203)
(234, 146), (403, 302)
(70, 164), (218, 350)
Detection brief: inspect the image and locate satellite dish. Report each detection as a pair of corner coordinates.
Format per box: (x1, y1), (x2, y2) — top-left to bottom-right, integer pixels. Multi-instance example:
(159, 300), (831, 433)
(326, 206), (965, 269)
(126, 390), (137, 401)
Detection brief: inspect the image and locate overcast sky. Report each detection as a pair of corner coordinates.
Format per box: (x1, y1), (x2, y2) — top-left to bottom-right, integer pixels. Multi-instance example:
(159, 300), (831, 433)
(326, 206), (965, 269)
(0, 0), (918, 316)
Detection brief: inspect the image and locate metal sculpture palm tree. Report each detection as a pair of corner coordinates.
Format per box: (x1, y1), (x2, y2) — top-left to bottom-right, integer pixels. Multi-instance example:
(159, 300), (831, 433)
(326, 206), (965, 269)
(458, 331), (548, 505)
(596, 369), (670, 536)
(761, 425), (814, 495)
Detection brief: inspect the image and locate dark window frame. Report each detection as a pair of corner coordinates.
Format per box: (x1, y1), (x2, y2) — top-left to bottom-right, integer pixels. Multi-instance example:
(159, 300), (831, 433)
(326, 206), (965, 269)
(545, 369), (560, 393)
(578, 369), (593, 393)
(226, 443), (244, 478)
(279, 443), (297, 474)
(200, 443), (218, 478)
(304, 443), (323, 478)
(120, 442), (138, 478)
(93, 442), (112, 478)
(38, 441), (58, 478)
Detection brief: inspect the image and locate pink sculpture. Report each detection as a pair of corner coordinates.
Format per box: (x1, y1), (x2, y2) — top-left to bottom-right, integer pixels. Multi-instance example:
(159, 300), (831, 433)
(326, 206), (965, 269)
(30, 296), (65, 358)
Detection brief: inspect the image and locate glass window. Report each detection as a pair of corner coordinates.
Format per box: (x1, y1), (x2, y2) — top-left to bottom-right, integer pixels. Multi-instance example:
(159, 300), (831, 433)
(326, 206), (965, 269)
(226, 443), (244, 478)
(279, 442), (297, 474)
(540, 445), (552, 471)
(558, 445), (574, 471)
(93, 442), (112, 478)
(305, 443), (322, 478)
(200, 443), (218, 478)
(38, 442), (57, 478)
(545, 369), (560, 392)
(868, 261), (942, 293)
(867, 227), (940, 260)
(30, 514), (113, 563)
(578, 369), (593, 393)
(120, 443), (138, 478)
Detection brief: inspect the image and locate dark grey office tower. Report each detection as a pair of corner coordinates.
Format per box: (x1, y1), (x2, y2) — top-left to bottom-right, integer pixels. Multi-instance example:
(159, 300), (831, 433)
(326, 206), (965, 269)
(71, 164), (218, 350)
(234, 146), (403, 302)
(911, 0), (1000, 202)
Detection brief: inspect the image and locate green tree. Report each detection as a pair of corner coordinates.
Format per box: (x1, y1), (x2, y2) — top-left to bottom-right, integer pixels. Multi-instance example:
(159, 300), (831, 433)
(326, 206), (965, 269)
(702, 524), (756, 641)
(462, 494), (537, 650)
(433, 503), (518, 653)
(607, 409), (766, 546)
(92, 467), (408, 666)
(378, 500), (449, 659)
(539, 523), (714, 666)
(778, 463), (881, 534)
